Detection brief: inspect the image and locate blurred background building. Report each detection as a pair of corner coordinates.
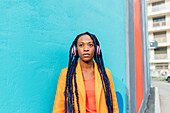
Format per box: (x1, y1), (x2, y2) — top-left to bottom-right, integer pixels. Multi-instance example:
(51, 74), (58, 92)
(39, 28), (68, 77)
(147, 0), (170, 76)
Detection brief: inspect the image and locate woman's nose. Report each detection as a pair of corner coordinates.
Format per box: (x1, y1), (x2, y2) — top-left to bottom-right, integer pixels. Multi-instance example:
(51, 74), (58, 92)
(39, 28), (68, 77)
(83, 45), (89, 51)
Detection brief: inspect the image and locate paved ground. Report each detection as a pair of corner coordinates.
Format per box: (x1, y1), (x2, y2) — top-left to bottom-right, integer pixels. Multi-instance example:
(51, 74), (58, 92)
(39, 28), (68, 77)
(145, 87), (155, 113)
(151, 79), (170, 113)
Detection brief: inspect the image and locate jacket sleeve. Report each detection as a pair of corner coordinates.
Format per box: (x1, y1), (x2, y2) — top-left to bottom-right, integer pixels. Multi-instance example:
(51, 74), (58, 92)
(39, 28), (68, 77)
(52, 68), (67, 113)
(106, 68), (119, 113)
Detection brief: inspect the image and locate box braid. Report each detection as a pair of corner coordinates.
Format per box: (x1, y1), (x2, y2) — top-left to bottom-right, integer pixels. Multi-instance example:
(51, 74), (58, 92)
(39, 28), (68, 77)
(64, 32), (113, 113)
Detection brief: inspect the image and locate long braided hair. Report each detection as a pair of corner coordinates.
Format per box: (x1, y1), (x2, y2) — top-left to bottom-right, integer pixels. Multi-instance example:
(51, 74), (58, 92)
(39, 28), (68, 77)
(64, 32), (113, 113)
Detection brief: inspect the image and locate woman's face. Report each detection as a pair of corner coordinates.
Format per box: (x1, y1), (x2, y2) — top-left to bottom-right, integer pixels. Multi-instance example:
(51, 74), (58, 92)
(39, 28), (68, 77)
(77, 35), (95, 62)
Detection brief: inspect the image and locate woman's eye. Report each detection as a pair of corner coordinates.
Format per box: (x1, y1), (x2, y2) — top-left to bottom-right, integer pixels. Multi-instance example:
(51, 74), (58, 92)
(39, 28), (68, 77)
(79, 44), (83, 47)
(89, 44), (93, 46)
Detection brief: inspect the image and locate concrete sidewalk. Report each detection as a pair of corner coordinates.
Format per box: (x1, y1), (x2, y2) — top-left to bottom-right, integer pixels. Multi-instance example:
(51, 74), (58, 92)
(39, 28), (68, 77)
(145, 87), (161, 113)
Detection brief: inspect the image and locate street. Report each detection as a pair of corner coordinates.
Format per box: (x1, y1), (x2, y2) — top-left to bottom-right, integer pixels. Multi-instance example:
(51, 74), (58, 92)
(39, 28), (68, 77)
(151, 79), (170, 113)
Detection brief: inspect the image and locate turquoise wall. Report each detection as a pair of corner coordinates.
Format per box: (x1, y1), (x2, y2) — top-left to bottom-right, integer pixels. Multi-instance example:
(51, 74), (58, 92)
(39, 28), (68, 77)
(0, 0), (126, 113)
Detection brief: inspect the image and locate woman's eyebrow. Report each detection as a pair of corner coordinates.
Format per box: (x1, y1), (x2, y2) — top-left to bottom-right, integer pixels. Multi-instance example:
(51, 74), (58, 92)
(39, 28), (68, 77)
(78, 41), (93, 44)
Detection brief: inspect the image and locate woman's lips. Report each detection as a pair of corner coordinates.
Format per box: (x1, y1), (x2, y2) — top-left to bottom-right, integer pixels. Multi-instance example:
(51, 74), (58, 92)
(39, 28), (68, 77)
(83, 53), (90, 56)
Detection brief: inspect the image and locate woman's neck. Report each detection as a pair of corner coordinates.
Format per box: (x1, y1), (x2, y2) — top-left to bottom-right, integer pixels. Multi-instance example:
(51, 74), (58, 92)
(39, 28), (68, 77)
(80, 59), (94, 72)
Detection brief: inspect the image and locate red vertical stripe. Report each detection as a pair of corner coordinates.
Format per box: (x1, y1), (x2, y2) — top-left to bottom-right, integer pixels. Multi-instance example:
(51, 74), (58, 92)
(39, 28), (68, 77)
(134, 0), (144, 113)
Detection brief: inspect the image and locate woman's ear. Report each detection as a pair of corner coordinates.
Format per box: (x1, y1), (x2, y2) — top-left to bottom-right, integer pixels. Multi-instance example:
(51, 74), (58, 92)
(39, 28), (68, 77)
(72, 45), (77, 56)
(97, 46), (100, 55)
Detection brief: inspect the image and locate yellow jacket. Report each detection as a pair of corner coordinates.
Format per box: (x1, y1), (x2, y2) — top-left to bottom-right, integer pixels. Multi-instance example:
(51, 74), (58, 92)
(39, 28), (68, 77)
(53, 60), (119, 113)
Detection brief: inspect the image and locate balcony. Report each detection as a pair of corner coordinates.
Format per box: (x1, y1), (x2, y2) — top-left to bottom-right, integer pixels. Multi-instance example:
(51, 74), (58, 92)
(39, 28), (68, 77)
(155, 37), (167, 43)
(147, 0), (165, 3)
(155, 64), (168, 69)
(150, 53), (170, 63)
(154, 54), (168, 59)
(148, 2), (170, 16)
(153, 21), (166, 27)
(148, 21), (170, 32)
(152, 4), (165, 12)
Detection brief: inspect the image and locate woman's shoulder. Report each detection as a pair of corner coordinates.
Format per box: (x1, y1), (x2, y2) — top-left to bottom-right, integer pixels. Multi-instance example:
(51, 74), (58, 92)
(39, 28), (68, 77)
(105, 68), (113, 79)
(61, 67), (68, 72)
(58, 67), (68, 79)
(105, 68), (111, 74)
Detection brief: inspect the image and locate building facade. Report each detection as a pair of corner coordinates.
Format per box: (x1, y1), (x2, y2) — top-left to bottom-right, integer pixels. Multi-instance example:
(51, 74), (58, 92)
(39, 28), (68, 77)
(148, 0), (170, 76)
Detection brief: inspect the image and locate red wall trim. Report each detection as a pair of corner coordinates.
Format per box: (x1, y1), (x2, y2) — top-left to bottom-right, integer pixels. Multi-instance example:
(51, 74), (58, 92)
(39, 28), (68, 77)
(134, 0), (144, 112)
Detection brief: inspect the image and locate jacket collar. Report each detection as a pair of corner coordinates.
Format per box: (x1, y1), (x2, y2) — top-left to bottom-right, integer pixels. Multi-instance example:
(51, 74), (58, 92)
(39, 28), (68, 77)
(75, 59), (102, 112)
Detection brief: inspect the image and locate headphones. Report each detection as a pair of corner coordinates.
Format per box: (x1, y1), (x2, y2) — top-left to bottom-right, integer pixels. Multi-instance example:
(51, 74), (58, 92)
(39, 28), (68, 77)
(72, 45), (100, 56)
(72, 45), (77, 56)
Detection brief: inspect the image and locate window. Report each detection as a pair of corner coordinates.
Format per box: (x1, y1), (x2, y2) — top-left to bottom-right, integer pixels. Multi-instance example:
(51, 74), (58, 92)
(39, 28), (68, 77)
(154, 47), (167, 59)
(153, 31), (166, 43)
(155, 63), (168, 69)
(153, 31), (166, 36)
(152, 1), (165, 6)
(153, 16), (165, 22)
(152, 1), (165, 12)
(153, 16), (166, 27)
(154, 47), (167, 54)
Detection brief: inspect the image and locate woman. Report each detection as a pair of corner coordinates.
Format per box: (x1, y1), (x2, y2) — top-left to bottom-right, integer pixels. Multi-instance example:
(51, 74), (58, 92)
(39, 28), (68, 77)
(52, 32), (119, 113)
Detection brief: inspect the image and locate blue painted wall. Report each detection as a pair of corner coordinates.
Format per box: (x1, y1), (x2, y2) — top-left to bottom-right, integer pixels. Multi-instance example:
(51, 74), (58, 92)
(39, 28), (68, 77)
(0, 0), (126, 113)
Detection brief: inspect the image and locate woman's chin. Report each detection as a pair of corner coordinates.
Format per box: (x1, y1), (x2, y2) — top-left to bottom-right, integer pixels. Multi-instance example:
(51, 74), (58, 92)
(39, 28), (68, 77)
(80, 58), (93, 63)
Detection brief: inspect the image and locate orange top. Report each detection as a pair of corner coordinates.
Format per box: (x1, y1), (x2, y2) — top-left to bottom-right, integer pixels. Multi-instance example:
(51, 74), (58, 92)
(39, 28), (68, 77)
(52, 60), (119, 113)
(84, 76), (96, 113)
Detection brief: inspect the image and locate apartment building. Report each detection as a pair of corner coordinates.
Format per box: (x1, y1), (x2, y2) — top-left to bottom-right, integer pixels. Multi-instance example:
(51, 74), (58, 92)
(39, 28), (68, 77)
(147, 0), (170, 76)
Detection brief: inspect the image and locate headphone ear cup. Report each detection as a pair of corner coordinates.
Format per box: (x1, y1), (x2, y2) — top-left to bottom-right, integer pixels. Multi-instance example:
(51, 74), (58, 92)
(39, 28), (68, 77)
(72, 46), (77, 56)
(97, 46), (100, 55)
